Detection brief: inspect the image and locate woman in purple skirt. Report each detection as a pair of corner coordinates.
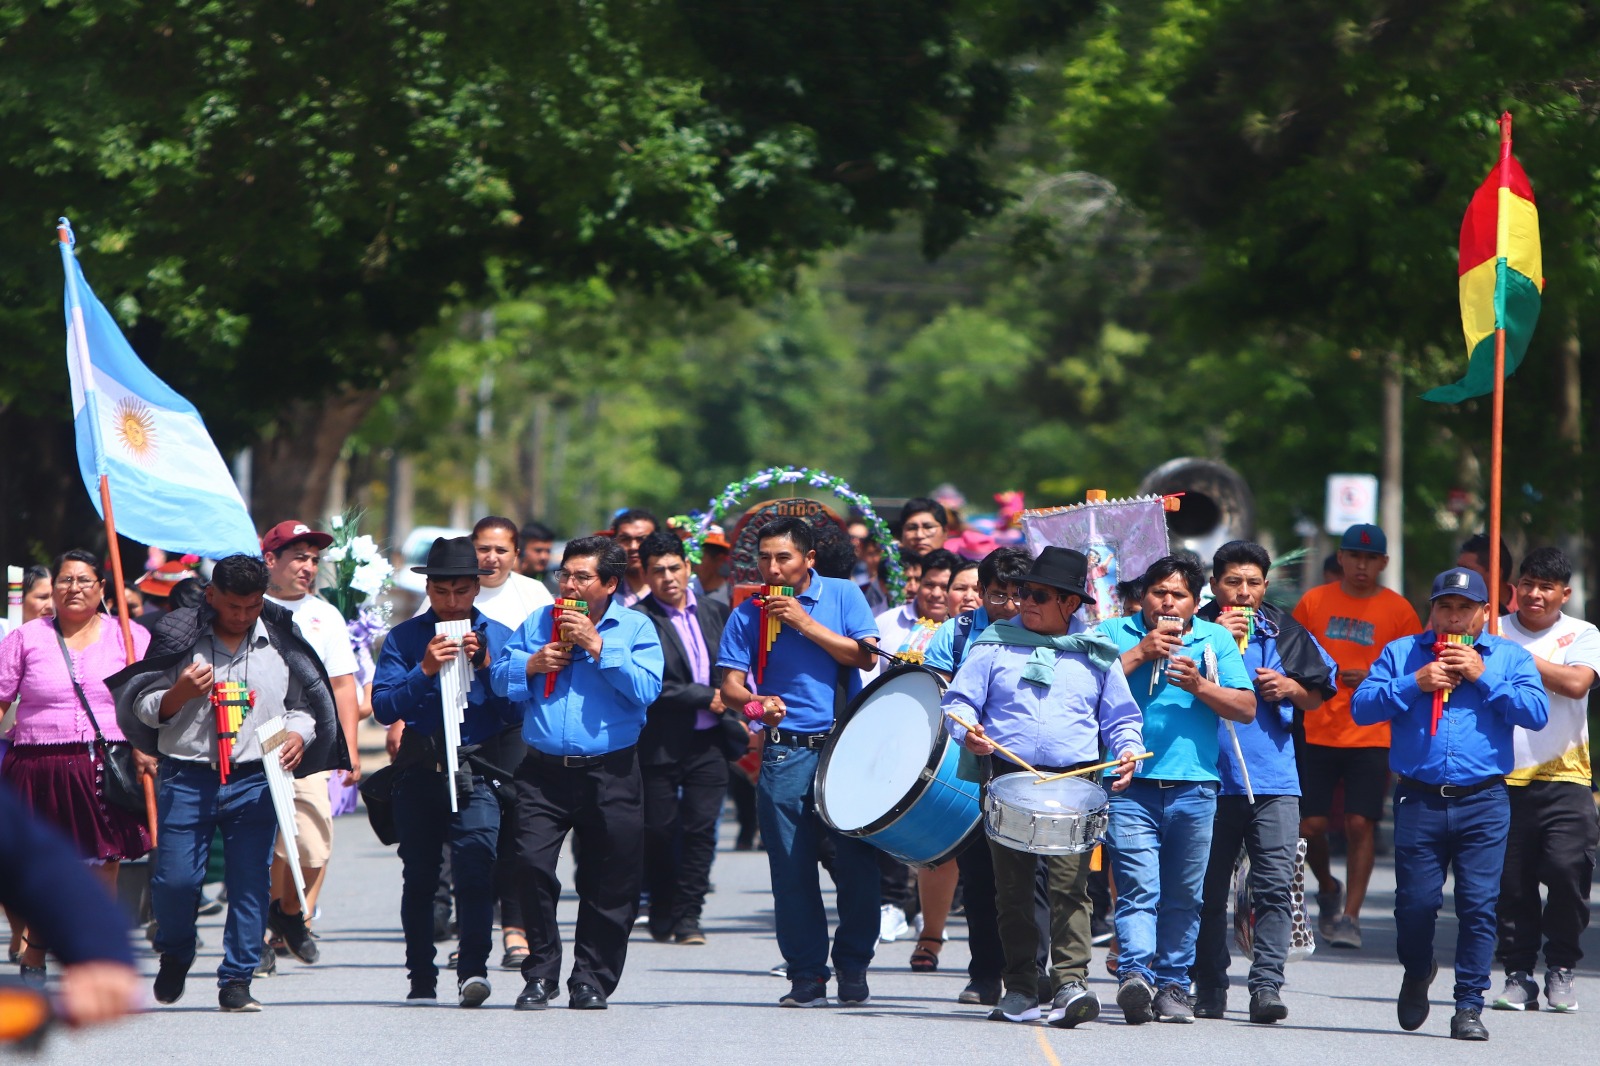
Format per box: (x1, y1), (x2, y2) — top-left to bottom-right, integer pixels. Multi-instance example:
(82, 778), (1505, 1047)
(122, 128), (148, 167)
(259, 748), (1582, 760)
(0, 550), (152, 985)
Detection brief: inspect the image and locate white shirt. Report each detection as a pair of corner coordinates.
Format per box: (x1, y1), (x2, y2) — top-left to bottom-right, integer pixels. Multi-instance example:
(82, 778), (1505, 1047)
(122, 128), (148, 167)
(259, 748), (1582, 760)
(266, 593), (359, 678)
(1503, 612), (1600, 786)
(473, 572), (554, 631)
(861, 603), (939, 684)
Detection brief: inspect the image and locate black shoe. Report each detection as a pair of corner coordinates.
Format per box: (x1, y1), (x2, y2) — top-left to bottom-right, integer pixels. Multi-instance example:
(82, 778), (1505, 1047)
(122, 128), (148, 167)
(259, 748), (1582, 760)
(1451, 1006), (1489, 1040)
(779, 979), (829, 1008)
(458, 975), (491, 1008)
(1117, 975), (1155, 1025)
(569, 982), (607, 1010)
(959, 979), (1002, 1006)
(153, 955), (192, 1005)
(674, 920), (707, 946)
(1249, 987), (1288, 1023)
(514, 978), (560, 1011)
(1153, 985), (1195, 1023)
(218, 981), (261, 1012)
(1398, 961), (1438, 1032)
(266, 901), (319, 965)
(253, 944), (277, 978)
(837, 970), (870, 1006)
(1193, 987), (1227, 1019)
(406, 980), (437, 1005)
(1047, 981), (1100, 1029)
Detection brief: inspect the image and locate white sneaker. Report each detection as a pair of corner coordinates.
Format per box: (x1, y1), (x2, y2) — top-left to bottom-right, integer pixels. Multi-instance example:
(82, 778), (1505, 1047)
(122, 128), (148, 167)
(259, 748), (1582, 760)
(879, 904), (911, 943)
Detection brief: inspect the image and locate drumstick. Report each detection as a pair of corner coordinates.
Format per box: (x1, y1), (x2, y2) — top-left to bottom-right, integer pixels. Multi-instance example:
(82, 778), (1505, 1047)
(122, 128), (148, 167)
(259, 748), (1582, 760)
(1034, 751), (1156, 783)
(942, 711), (1048, 780)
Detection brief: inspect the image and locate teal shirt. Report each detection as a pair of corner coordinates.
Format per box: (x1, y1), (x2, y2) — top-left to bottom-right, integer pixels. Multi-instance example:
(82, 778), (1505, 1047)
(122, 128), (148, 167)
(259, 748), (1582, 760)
(1096, 612), (1253, 783)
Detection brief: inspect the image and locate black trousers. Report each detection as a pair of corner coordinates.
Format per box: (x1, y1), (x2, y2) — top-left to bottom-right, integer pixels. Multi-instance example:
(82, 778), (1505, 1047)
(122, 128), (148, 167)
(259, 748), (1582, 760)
(642, 734), (728, 938)
(509, 748), (644, 995)
(728, 771), (758, 848)
(1497, 779), (1599, 972)
(480, 725), (530, 930)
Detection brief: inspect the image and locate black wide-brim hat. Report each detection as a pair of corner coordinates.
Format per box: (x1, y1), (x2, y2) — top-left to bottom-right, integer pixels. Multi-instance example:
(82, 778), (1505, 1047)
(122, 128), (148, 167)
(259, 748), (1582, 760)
(411, 536), (493, 577)
(1023, 546), (1097, 605)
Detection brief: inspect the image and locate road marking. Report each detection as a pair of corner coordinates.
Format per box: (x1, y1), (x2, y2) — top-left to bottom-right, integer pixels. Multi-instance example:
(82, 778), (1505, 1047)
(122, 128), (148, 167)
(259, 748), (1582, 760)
(1033, 1027), (1062, 1066)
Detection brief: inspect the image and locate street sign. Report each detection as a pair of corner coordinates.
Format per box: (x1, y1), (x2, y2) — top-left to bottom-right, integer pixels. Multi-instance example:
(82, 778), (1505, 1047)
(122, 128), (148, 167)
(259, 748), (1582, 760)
(1325, 474), (1379, 535)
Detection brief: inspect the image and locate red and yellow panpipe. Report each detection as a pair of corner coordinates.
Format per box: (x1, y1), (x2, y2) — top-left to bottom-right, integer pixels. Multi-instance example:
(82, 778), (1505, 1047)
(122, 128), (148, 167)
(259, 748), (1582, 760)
(210, 681), (254, 782)
(1225, 605), (1255, 652)
(544, 598), (587, 698)
(755, 585), (793, 685)
(1430, 633), (1474, 735)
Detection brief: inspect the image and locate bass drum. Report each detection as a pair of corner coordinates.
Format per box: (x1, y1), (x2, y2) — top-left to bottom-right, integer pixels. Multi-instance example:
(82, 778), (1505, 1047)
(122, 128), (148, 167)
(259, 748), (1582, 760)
(814, 665), (980, 868)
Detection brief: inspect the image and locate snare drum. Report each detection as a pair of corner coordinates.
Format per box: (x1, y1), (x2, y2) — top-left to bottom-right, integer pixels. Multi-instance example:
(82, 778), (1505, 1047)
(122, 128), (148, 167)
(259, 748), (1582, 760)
(984, 773), (1109, 855)
(814, 665), (980, 868)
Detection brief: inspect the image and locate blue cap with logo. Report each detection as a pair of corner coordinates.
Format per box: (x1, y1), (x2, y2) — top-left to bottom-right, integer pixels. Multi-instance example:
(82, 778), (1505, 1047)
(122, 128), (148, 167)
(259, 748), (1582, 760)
(1430, 567), (1489, 604)
(1338, 523), (1387, 555)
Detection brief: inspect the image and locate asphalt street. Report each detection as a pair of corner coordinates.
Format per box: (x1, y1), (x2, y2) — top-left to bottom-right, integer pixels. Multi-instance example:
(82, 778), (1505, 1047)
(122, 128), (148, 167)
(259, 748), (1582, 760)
(20, 803), (1600, 1066)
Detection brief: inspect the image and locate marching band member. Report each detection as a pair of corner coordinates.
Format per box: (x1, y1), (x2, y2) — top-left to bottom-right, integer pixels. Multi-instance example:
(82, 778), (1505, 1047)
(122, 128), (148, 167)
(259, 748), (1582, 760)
(1352, 567), (1548, 1041)
(943, 547), (1142, 1028)
(1098, 554), (1256, 1024)
(372, 537), (524, 1007)
(717, 516), (880, 1008)
(1193, 541), (1337, 1023)
(491, 536), (663, 1011)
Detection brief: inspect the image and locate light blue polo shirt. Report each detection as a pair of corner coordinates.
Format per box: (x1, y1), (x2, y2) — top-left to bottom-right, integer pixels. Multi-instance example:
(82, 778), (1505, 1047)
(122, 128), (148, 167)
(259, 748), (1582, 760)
(1096, 611), (1253, 782)
(717, 569), (878, 733)
(925, 606), (992, 675)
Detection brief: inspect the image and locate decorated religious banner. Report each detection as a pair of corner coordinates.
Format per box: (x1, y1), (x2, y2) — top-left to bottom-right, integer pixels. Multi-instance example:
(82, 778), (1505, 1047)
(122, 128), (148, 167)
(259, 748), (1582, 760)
(1020, 495), (1171, 625)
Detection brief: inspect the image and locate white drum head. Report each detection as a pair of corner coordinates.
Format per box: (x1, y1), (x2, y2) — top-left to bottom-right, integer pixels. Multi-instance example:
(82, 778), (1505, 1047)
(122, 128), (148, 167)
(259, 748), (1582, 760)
(989, 773), (1107, 815)
(818, 669), (943, 832)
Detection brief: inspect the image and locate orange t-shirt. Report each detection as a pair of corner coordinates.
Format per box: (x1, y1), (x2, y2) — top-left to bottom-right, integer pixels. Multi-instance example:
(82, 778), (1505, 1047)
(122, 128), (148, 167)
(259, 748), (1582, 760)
(1293, 583), (1422, 748)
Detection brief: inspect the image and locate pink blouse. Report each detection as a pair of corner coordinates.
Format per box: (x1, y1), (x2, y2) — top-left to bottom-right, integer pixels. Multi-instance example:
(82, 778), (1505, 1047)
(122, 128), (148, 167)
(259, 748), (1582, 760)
(0, 616), (150, 745)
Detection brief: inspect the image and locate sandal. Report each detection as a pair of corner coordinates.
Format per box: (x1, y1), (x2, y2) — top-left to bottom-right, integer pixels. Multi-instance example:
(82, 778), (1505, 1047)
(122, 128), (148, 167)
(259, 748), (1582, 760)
(909, 936), (944, 973)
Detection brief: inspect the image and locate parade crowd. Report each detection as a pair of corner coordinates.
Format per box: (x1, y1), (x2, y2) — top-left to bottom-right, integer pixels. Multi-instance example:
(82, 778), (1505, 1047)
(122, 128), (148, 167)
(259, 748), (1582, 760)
(0, 495), (1595, 1046)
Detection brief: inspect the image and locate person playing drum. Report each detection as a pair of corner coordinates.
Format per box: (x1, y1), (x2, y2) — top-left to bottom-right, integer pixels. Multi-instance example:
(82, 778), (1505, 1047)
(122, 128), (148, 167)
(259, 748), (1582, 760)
(943, 547), (1143, 1028)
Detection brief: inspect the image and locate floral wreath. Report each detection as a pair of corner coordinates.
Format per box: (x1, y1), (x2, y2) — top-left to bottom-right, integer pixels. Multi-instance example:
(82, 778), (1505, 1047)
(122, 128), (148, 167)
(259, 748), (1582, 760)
(672, 466), (905, 600)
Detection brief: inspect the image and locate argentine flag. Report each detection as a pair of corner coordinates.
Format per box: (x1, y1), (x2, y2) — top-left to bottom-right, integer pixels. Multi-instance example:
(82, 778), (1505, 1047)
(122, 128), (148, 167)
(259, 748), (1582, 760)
(59, 219), (261, 559)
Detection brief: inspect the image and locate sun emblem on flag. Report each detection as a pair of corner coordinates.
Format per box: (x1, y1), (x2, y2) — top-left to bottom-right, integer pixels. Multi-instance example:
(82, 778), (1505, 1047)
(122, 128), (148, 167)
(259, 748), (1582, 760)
(113, 397), (158, 465)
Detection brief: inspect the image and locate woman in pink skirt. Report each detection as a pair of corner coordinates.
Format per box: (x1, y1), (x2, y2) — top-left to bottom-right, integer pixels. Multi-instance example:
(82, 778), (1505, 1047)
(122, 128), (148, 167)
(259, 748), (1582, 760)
(0, 550), (153, 985)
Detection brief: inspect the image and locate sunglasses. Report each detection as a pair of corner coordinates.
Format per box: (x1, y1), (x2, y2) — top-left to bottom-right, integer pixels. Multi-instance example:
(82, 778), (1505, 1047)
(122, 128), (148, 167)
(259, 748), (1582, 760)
(1014, 585), (1061, 605)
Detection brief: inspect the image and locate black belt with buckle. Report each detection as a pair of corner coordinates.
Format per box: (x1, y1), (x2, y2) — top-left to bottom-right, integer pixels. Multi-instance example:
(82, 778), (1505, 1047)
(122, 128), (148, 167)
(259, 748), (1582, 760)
(526, 746), (635, 770)
(765, 727), (833, 751)
(1398, 775), (1504, 799)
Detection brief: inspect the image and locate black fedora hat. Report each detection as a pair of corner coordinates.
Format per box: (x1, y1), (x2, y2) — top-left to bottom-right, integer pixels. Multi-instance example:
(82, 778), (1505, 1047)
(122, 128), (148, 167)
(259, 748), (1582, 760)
(411, 536), (492, 578)
(1021, 546), (1097, 605)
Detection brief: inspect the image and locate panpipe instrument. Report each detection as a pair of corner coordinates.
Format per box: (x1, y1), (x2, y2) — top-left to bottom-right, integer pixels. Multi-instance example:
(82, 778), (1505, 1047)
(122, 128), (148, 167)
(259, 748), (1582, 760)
(543, 599), (587, 698)
(754, 585), (794, 685)
(210, 677), (255, 783)
(436, 619), (471, 813)
(5, 566), (20, 629)
(257, 717), (309, 913)
(1225, 605), (1255, 653)
(1431, 632), (1474, 735)
(1149, 614), (1184, 695)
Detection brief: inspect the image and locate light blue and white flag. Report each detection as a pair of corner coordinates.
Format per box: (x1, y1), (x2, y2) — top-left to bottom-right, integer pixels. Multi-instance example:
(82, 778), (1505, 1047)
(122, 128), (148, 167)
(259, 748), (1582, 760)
(59, 218), (261, 559)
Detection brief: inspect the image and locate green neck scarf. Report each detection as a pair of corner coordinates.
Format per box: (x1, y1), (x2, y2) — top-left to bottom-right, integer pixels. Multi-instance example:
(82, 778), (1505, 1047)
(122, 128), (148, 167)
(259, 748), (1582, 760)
(972, 618), (1121, 689)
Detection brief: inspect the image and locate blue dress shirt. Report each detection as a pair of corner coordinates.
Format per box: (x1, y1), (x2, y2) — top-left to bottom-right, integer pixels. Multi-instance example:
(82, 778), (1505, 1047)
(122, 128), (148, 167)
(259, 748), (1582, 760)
(372, 608), (524, 746)
(717, 569), (878, 734)
(1351, 630), (1549, 785)
(490, 598), (664, 756)
(1213, 611), (1337, 797)
(925, 606), (992, 674)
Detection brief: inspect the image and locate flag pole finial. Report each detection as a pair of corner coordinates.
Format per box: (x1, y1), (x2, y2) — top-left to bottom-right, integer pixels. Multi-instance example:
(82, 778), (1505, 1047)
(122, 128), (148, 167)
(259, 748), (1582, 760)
(56, 217), (74, 248)
(1500, 112), (1513, 155)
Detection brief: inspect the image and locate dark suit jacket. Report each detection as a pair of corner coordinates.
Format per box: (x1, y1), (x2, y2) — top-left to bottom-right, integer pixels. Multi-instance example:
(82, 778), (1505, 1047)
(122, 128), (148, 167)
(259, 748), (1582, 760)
(633, 593), (743, 765)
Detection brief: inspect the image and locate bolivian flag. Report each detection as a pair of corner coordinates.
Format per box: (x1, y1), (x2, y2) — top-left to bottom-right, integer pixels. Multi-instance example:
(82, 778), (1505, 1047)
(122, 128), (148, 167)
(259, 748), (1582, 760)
(1423, 119), (1543, 403)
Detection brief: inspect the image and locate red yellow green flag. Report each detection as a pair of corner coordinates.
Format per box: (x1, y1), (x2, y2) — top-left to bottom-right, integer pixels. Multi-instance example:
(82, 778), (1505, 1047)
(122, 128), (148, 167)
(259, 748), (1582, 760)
(1423, 118), (1543, 403)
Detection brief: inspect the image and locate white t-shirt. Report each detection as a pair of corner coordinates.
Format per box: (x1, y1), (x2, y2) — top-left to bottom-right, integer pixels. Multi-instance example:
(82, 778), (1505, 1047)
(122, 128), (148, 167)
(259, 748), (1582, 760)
(410, 571), (553, 633)
(860, 603), (938, 684)
(267, 594), (359, 679)
(1502, 611), (1600, 786)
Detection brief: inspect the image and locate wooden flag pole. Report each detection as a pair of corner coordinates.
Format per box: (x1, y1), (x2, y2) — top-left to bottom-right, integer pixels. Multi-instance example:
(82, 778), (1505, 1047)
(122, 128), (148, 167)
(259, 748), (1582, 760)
(1487, 112), (1513, 635)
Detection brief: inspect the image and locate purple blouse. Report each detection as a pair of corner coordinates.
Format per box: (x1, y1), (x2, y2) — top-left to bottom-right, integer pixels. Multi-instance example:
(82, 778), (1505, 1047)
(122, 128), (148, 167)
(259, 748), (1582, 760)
(0, 616), (150, 745)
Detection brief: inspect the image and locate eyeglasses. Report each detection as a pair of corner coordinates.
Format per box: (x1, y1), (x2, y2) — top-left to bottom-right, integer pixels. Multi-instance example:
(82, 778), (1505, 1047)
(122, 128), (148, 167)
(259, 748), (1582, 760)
(902, 522), (943, 535)
(985, 589), (1024, 605)
(53, 577), (101, 590)
(556, 570), (600, 584)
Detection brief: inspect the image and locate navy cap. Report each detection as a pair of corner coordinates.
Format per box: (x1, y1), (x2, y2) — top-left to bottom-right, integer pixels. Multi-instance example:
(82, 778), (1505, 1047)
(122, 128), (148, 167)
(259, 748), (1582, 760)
(1430, 567), (1489, 604)
(1338, 523), (1387, 555)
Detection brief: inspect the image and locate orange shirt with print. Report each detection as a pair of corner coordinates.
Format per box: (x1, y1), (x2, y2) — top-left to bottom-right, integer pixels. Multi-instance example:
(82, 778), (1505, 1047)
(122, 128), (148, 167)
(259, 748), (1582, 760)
(1293, 584), (1422, 748)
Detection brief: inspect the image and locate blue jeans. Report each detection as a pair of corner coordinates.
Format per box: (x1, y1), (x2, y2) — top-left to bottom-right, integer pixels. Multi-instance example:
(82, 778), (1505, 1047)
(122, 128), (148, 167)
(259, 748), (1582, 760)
(150, 761), (278, 985)
(757, 743), (880, 983)
(1107, 778), (1217, 988)
(394, 766), (501, 985)
(1393, 781), (1510, 1010)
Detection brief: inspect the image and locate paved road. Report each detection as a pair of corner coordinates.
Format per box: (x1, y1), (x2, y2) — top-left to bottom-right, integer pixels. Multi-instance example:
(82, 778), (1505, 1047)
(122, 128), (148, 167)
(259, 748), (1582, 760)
(23, 807), (1600, 1065)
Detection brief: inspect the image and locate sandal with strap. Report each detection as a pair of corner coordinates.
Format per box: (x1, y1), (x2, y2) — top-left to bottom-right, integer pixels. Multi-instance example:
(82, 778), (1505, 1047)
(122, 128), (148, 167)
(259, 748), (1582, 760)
(910, 936), (944, 973)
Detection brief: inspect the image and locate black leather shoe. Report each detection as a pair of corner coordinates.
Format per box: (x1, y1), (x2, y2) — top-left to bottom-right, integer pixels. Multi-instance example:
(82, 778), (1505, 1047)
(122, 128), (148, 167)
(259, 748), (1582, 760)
(1397, 961), (1438, 1032)
(266, 901), (319, 965)
(153, 954), (192, 1005)
(1450, 1006), (1489, 1041)
(514, 978), (560, 1011)
(569, 982), (608, 1010)
(1249, 987), (1288, 1023)
(1193, 987), (1227, 1019)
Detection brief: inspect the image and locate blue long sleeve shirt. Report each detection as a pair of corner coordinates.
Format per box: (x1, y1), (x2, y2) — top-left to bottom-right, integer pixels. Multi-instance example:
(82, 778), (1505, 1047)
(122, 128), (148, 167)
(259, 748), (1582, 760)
(490, 598), (664, 756)
(1213, 610), (1338, 797)
(1350, 631), (1549, 785)
(372, 608), (524, 746)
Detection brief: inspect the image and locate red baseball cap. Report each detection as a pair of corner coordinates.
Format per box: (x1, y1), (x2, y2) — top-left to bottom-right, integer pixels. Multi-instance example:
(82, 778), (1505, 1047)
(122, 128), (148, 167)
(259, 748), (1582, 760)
(261, 520), (334, 555)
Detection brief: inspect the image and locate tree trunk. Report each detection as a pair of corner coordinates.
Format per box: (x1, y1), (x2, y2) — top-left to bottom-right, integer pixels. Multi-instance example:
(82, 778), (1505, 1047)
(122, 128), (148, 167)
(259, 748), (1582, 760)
(1380, 353), (1405, 593)
(250, 387), (381, 529)
(1557, 321), (1587, 617)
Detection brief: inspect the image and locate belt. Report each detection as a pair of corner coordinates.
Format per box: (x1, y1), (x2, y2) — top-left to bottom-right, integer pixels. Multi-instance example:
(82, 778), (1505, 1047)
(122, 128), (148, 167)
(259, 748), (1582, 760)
(991, 758), (1094, 780)
(1399, 775), (1504, 799)
(525, 746), (635, 769)
(764, 727), (833, 751)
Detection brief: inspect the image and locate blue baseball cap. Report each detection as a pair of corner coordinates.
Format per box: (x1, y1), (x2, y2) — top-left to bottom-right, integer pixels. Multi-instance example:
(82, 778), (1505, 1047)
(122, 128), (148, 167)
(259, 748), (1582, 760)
(1430, 567), (1489, 604)
(1338, 523), (1387, 555)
